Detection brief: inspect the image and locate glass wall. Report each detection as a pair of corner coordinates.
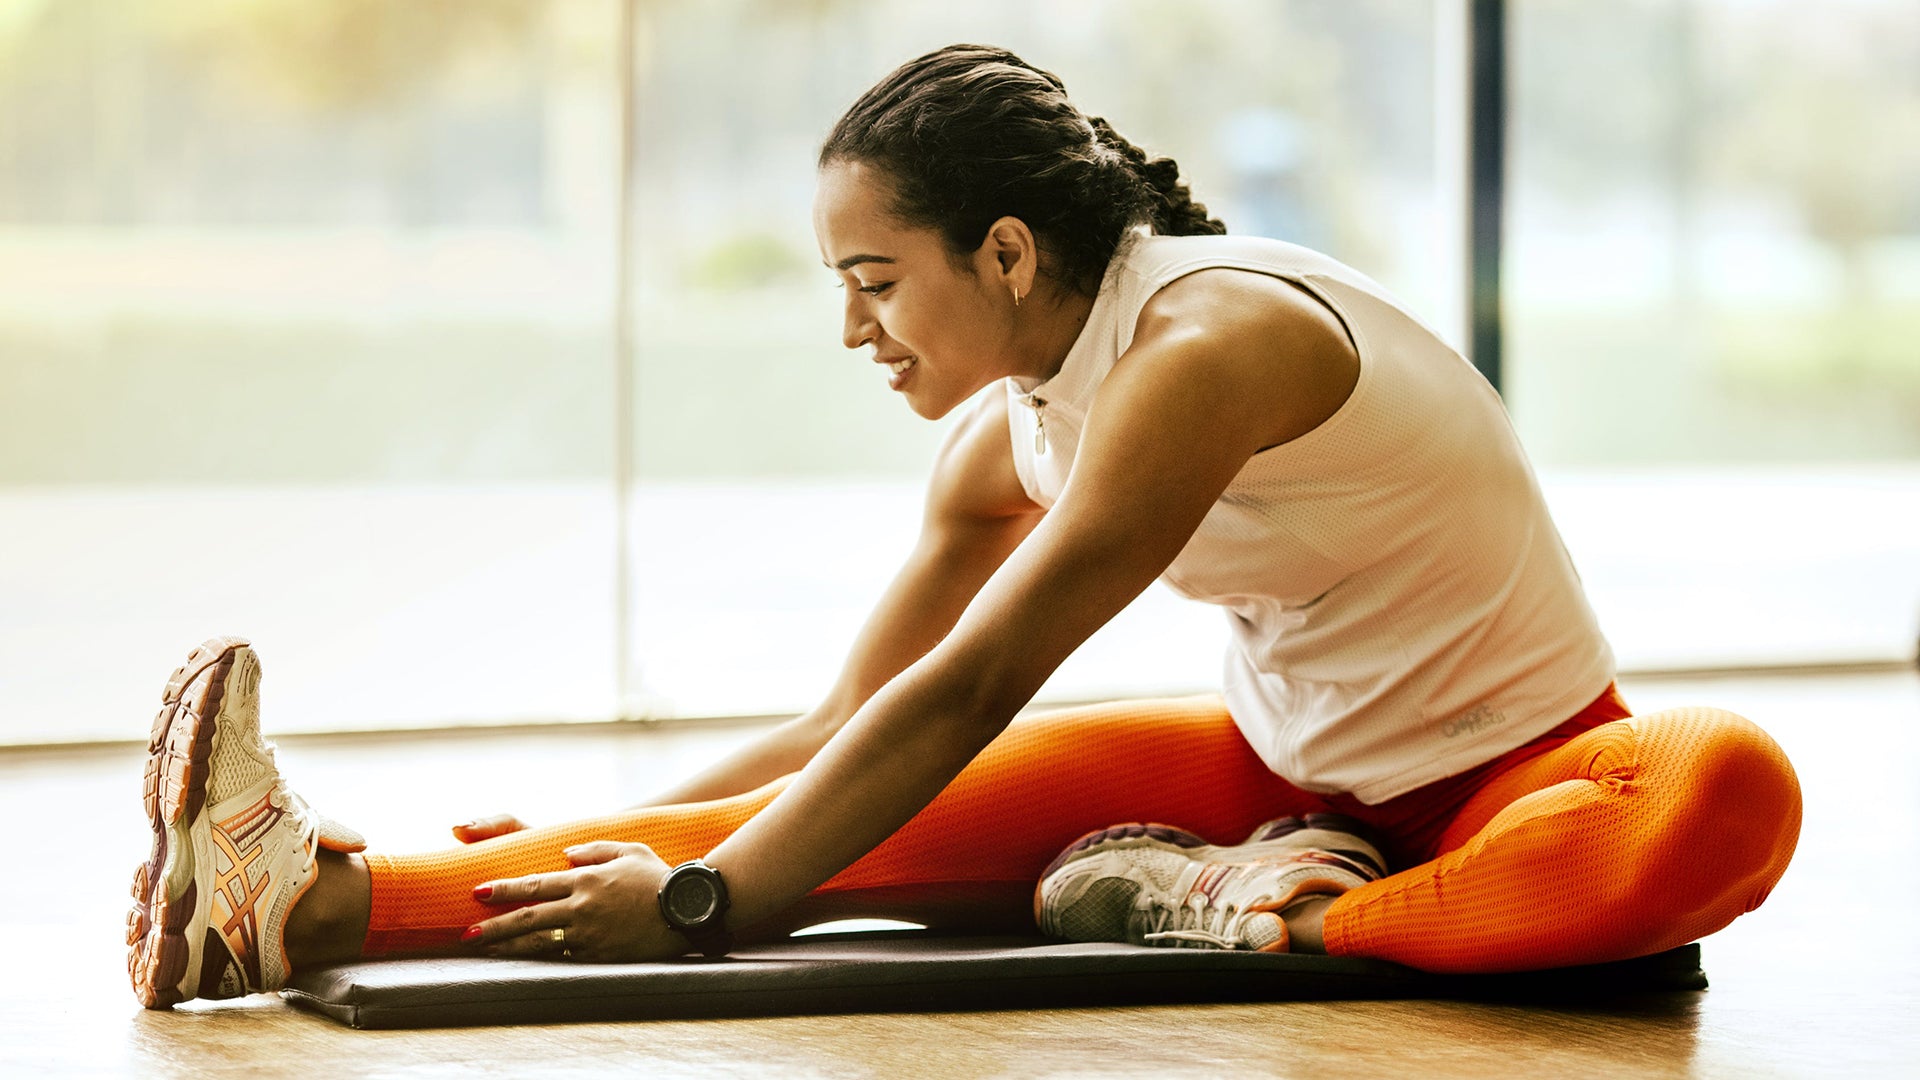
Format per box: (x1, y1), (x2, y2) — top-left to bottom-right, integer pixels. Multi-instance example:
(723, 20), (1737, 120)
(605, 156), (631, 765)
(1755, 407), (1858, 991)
(0, 0), (1454, 741)
(0, 0), (622, 741)
(1509, 0), (1920, 668)
(21, 1), (1896, 743)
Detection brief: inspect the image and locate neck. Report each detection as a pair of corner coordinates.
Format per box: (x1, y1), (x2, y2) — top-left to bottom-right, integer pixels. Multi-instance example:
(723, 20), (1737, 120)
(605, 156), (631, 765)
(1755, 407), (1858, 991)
(1012, 284), (1098, 385)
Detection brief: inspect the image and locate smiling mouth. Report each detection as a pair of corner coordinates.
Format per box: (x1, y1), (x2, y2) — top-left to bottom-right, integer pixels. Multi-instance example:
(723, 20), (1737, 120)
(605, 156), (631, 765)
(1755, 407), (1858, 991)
(885, 357), (917, 375)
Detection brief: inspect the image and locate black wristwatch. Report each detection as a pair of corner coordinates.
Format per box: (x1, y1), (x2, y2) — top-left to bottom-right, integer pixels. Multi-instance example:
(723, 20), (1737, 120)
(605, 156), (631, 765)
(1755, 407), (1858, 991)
(657, 858), (734, 958)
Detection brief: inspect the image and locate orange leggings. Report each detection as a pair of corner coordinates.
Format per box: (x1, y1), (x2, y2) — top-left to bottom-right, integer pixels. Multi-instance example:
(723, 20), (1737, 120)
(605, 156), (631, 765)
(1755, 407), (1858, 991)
(364, 688), (1801, 972)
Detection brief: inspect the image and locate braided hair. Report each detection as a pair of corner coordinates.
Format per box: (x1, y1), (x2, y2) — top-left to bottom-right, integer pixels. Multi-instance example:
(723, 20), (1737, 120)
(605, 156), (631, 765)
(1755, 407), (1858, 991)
(820, 44), (1226, 296)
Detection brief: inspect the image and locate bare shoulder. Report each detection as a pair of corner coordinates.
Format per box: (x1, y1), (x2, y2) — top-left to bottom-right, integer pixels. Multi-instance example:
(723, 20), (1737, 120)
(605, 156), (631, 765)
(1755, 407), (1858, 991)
(926, 389), (1042, 524)
(1126, 268), (1360, 450)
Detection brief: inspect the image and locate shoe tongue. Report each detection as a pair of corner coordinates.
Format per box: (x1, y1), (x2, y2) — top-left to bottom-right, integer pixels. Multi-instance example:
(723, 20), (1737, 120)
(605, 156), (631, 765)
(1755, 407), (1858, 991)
(315, 816), (366, 854)
(273, 781), (364, 853)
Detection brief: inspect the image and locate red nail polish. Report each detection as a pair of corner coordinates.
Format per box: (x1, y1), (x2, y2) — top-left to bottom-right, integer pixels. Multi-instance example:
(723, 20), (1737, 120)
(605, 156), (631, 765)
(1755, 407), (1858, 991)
(462, 926), (483, 943)
(472, 885), (492, 900)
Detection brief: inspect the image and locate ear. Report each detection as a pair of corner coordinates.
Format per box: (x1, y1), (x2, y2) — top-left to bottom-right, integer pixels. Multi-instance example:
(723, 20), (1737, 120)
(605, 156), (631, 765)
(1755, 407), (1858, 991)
(976, 216), (1038, 299)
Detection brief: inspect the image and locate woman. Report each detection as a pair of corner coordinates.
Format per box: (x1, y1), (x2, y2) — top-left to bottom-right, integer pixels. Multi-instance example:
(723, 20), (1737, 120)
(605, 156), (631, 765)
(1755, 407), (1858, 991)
(127, 44), (1800, 1008)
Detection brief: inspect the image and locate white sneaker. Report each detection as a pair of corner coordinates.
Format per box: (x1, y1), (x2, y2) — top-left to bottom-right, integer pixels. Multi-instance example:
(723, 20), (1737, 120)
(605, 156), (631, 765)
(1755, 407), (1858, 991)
(126, 637), (363, 1008)
(1034, 814), (1389, 952)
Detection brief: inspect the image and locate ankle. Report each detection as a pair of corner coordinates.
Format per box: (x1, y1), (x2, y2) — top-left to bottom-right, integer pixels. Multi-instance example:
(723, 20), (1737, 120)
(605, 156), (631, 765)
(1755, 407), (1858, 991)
(1281, 894), (1335, 954)
(285, 850), (372, 969)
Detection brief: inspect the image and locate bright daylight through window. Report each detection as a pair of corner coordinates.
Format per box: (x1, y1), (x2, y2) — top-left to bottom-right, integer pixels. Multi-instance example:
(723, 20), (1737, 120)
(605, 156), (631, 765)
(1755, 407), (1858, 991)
(0, 0), (1914, 744)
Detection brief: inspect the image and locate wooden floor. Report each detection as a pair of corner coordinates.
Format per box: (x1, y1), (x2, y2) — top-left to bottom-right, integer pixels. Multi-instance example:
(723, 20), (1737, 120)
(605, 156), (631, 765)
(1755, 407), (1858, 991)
(3, 669), (1914, 1078)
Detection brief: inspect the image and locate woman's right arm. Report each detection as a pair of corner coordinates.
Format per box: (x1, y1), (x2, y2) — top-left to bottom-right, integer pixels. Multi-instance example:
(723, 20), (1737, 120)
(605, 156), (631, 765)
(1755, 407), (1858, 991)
(632, 391), (1043, 807)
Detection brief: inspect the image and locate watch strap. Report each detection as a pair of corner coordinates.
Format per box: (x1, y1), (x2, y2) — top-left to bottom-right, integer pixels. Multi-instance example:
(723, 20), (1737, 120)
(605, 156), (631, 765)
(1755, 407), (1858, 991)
(681, 921), (735, 959)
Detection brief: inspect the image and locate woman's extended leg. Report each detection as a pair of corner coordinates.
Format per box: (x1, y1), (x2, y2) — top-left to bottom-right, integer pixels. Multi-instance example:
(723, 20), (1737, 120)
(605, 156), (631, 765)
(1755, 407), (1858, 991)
(339, 695), (1332, 958)
(1320, 706), (1802, 972)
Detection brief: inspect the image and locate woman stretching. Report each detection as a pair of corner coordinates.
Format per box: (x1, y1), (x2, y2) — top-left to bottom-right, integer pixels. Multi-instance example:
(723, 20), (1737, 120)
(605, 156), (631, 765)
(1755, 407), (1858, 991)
(128, 44), (1800, 1008)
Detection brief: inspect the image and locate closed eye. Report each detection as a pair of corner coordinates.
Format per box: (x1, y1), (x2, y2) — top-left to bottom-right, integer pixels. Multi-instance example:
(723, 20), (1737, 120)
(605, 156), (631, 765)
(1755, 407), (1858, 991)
(831, 281), (893, 295)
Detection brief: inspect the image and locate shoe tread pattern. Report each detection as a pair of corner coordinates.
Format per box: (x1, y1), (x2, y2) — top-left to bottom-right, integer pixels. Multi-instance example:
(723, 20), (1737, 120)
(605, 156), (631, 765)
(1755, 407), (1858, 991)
(127, 638), (247, 1009)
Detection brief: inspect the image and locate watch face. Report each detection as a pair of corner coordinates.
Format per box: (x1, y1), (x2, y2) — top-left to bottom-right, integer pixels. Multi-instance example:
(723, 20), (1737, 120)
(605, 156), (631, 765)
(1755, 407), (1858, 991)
(666, 874), (719, 925)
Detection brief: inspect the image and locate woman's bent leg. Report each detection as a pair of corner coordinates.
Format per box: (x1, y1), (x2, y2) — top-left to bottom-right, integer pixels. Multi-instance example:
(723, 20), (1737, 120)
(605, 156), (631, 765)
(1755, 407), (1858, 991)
(360, 695), (1328, 955)
(1322, 707), (1802, 972)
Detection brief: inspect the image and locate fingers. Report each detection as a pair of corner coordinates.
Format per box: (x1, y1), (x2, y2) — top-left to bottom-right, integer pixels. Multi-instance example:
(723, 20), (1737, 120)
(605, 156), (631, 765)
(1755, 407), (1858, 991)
(487, 929), (576, 959)
(466, 877), (600, 961)
(564, 840), (655, 866)
(473, 869), (575, 907)
(467, 847), (678, 963)
(482, 922), (611, 962)
(452, 814), (529, 844)
(468, 899), (572, 955)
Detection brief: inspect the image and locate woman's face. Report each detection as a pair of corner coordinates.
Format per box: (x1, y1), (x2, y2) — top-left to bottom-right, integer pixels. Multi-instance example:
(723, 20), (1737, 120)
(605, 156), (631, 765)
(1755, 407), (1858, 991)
(813, 160), (1018, 420)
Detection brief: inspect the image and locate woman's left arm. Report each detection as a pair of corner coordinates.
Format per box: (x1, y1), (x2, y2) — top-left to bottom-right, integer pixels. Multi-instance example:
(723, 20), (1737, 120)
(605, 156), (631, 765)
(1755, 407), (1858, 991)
(471, 271), (1358, 959)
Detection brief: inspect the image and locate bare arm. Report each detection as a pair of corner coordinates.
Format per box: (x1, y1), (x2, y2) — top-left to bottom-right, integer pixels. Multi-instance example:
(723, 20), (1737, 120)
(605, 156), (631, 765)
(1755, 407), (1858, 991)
(637, 392), (1044, 807)
(466, 271), (1359, 956)
(708, 271), (1360, 931)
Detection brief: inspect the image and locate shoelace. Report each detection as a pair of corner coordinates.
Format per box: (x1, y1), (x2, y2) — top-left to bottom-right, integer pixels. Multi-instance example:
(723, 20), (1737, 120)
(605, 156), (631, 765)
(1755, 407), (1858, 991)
(1139, 888), (1278, 950)
(261, 742), (320, 877)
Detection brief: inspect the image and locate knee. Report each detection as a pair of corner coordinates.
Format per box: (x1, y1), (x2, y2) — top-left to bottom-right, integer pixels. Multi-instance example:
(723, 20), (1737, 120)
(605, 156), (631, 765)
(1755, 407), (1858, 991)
(1635, 708), (1802, 908)
(1657, 709), (1801, 826)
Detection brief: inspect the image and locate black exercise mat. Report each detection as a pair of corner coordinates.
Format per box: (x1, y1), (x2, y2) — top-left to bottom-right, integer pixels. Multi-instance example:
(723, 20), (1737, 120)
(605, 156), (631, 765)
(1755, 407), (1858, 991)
(282, 930), (1706, 1029)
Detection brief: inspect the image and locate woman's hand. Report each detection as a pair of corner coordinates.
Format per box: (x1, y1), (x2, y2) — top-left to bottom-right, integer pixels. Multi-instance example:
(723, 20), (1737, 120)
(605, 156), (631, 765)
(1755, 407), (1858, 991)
(452, 814), (530, 843)
(467, 841), (688, 962)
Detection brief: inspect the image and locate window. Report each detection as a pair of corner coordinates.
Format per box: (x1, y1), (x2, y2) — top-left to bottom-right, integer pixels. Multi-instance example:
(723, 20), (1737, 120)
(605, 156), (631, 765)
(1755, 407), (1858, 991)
(0, 1), (622, 740)
(17, 2), (1896, 746)
(1509, 0), (1920, 669)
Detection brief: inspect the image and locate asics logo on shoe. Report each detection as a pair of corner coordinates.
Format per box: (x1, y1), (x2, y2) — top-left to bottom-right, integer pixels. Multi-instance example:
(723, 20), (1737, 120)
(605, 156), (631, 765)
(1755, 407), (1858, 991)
(1289, 849), (1386, 882)
(210, 792), (286, 991)
(1191, 863), (1234, 902)
(1197, 851), (1383, 896)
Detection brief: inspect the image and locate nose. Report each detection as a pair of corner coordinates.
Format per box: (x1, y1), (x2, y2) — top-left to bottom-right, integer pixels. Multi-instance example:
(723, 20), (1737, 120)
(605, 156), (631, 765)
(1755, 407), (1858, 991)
(842, 292), (877, 351)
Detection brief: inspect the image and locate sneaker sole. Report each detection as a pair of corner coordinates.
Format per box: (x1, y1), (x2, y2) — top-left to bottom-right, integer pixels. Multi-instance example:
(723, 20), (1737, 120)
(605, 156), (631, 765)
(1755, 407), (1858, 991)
(127, 637), (248, 1009)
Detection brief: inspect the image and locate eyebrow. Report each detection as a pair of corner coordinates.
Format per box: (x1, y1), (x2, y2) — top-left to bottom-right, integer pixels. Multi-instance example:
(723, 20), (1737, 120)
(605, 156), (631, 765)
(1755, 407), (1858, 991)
(827, 254), (897, 271)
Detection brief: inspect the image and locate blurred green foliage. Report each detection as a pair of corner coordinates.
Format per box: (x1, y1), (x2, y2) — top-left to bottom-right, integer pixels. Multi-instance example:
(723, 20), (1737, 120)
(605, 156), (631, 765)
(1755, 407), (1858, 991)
(688, 233), (811, 291)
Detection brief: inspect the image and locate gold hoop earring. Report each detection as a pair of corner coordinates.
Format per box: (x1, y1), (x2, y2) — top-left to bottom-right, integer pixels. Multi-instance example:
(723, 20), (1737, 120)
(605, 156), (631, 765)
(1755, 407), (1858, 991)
(1012, 288), (1023, 308)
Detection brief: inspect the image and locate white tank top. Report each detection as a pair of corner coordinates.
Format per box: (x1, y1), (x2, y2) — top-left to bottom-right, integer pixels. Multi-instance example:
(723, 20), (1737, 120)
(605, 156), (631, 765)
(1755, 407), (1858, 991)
(1004, 233), (1615, 804)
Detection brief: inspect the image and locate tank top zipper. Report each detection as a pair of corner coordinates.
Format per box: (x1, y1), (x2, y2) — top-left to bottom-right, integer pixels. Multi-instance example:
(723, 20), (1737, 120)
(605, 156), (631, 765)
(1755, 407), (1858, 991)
(1023, 393), (1049, 454)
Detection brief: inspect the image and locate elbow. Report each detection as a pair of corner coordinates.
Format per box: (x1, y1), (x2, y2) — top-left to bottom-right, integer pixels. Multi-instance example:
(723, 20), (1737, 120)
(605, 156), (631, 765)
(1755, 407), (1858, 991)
(801, 701), (853, 750)
(921, 643), (1035, 743)
(823, 644), (1036, 751)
